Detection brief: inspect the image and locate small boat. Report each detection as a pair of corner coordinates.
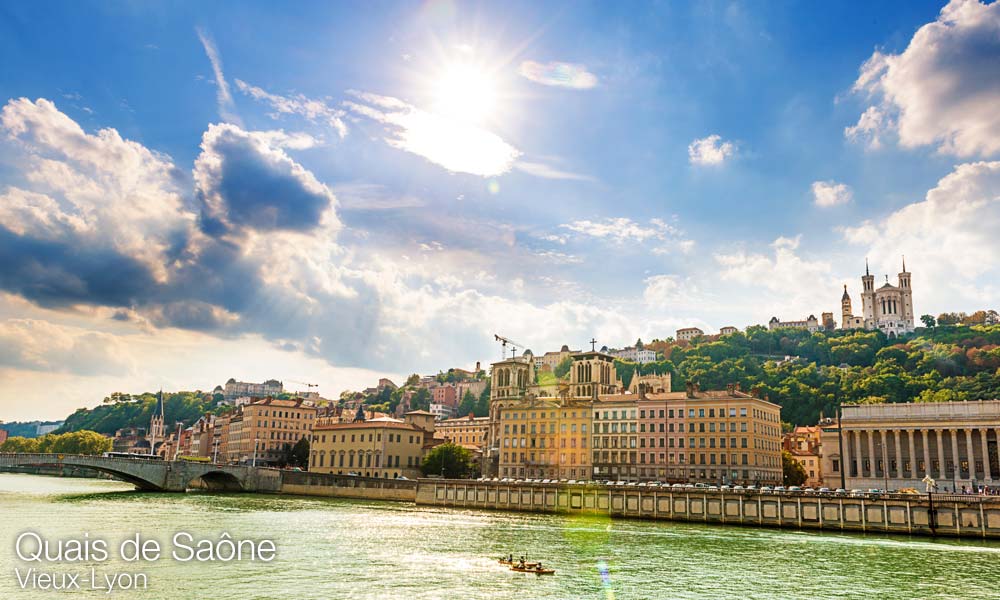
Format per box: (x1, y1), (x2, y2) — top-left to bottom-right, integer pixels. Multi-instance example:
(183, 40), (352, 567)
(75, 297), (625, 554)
(510, 565), (555, 575)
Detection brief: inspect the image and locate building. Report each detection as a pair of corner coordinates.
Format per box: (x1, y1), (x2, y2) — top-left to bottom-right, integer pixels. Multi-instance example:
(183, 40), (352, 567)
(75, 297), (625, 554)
(820, 401), (1000, 492)
(431, 384), (458, 408)
(841, 259), (915, 337)
(0, 428), (7, 446)
(534, 345), (580, 371)
(719, 326), (739, 336)
(675, 327), (704, 341)
(783, 425), (823, 487)
(231, 397), (316, 465)
(112, 426), (148, 454)
(429, 402), (456, 420)
(768, 315), (821, 332)
(436, 414), (489, 451)
(489, 350), (782, 485)
(223, 378), (284, 401)
(310, 410), (442, 479)
(610, 346), (658, 364)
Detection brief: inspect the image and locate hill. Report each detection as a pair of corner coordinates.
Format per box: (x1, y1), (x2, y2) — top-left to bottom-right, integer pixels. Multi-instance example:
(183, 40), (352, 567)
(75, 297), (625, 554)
(613, 324), (1000, 426)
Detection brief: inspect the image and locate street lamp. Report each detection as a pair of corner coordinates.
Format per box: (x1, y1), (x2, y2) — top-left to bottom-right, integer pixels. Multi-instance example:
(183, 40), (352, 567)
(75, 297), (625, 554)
(212, 439), (219, 464)
(252, 438), (260, 467)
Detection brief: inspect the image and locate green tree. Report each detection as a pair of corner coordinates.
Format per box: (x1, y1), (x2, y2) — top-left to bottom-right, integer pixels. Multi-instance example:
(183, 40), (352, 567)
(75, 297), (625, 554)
(283, 436), (310, 469)
(920, 314), (936, 328)
(405, 373), (421, 387)
(0, 436), (40, 453)
(553, 356), (573, 378)
(410, 388), (432, 411)
(457, 390), (477, 418)
(782, 450), (808, 486)
(421, 442), (478, 478)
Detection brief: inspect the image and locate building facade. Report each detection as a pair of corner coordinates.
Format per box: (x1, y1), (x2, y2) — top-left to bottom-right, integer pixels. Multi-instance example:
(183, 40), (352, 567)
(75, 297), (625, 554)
(821, 401), (1000, 491)
(676, 327), (704, 341)
(783, 425), (823, 487)
(610, 347), (658, 364)
(310, 411), (441, 479)
(222, 378), (284, 401)
(231, 397), (316, 465)
(841, 259), (915, 337)
(436, 415), (489, 451)
(768, 315), (821, 332)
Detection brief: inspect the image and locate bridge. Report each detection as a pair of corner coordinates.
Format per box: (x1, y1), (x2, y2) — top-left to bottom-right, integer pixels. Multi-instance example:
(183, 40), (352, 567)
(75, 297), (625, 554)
(0, 453), (282, 492)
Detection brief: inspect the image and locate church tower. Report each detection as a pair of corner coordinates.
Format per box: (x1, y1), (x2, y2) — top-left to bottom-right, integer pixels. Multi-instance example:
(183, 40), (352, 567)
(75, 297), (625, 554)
(897, 256), (914, 330)
(860, 259), (876, 326)
(149, 391), (165, 456)
(841, 285), (852, 329)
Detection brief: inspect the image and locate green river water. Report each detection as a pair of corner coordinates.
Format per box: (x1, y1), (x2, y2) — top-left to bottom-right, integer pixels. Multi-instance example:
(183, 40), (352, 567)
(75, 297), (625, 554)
(2, 473), (999, 599)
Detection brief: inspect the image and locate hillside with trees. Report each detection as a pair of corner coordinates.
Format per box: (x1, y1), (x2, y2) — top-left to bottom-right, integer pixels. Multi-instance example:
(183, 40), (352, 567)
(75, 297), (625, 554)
(56, 392), (218, 436)
(614, 324), (1000, 426)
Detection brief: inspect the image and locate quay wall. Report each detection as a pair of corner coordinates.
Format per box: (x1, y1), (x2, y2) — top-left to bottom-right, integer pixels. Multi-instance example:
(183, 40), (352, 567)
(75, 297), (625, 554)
(279, 471), (416, 501)
(415, 480), (1000, 539)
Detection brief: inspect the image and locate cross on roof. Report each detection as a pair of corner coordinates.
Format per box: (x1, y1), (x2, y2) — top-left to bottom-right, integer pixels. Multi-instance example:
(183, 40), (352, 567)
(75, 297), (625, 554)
(590, 338), (597, 351)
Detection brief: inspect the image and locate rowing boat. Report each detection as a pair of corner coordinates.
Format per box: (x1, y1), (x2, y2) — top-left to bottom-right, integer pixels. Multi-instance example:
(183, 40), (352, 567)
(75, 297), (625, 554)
(510, 565), (555, 575)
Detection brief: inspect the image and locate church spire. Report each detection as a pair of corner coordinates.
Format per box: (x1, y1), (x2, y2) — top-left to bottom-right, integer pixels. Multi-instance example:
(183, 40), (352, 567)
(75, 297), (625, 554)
(865, 258), (870, 276)
(902, 255), (906, 272)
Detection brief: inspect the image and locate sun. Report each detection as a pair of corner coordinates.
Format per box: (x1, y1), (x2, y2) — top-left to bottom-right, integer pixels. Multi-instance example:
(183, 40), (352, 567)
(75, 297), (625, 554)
(431, 62), (497, 124)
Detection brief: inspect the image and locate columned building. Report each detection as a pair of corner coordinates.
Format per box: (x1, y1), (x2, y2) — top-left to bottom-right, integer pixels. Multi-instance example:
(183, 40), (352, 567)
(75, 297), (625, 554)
(821, 401), (1000, 491)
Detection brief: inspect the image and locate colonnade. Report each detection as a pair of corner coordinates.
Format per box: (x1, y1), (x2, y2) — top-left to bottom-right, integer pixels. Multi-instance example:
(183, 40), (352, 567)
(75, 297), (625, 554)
(842, 427), (999, 485)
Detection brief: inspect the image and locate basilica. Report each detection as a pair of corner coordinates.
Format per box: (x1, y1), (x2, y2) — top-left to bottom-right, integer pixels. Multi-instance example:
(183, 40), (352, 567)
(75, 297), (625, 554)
(841, 259), (915, 337)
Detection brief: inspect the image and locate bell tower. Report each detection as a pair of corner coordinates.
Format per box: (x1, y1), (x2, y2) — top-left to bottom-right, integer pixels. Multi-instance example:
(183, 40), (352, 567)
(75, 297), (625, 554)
(898, 256), (914, 331)
(841, 285), (853, 329)
(861, 259), (876, 325)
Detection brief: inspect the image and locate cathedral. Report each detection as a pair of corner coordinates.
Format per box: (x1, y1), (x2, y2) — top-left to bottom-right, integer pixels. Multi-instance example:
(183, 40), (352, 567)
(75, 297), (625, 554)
(841, 258), (915, 337)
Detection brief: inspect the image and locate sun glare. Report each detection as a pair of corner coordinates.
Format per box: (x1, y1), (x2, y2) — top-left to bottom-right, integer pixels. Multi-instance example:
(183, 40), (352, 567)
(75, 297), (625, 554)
(432, 63), (496, 124)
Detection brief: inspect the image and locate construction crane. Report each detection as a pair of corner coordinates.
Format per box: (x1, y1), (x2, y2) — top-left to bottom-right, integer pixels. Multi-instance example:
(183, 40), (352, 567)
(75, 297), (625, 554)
(286, 379), (319, 393)
(494, 334), (525, 360)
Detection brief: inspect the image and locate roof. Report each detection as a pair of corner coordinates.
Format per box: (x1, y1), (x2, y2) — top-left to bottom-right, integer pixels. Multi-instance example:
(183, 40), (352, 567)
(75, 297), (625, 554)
(404, 410), (435, 416)
(313, 420), (421, 432)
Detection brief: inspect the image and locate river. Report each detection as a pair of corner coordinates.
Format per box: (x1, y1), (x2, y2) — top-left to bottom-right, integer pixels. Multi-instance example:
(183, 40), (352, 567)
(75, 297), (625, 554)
(1, 473), (998, 599)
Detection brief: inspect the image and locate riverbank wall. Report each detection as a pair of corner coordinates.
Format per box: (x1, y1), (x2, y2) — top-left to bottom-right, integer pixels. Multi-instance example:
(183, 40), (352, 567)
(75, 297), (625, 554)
(279, 471), (416, 501)
(415, 480), (1000, 539)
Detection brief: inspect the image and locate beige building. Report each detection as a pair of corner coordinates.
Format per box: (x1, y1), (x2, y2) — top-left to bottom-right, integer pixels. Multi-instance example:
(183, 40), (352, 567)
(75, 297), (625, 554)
(783, 425), (823, 487)
(676, 327), (704, 341)
(821, 401), (1000, 491)
(310, 411), (441, 479)
(436, 414), (489, 451)
(230, 397), (317, 465)
(497, 399), (592, 481)
(841, 259), (915, 337)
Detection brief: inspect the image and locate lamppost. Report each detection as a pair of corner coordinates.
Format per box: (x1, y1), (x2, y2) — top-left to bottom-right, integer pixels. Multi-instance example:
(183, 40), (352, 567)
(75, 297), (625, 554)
(173, 421), (183, 461)
(212, 439), (219, 464)
(252, 438), (260, 467)
(875, 438), (889, 491)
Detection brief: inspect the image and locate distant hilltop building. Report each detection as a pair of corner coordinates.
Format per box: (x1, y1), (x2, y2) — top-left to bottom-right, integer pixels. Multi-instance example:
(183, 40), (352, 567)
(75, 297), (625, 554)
(719, 326), (739, 336)
(675, 327), (704, 341)
(841, 258), (914, 337)
(609, 346), (657, 364)
(222, 378), (283, 400)
(768, 315), (821, 332)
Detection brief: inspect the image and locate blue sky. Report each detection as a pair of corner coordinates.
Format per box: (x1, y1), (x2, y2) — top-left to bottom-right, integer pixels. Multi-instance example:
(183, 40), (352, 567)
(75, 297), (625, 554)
(1, 0), (998, 420)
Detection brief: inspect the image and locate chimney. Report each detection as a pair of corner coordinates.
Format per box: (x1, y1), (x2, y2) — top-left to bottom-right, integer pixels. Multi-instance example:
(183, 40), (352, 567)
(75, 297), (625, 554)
(476, 361), (481, 372)
(726, 383), (735, 395)
(685, 380), (695, 399)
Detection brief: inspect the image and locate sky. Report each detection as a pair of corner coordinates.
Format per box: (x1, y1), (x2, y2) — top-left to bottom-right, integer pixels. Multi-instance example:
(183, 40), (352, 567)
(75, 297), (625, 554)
(1, 0), (999, 420)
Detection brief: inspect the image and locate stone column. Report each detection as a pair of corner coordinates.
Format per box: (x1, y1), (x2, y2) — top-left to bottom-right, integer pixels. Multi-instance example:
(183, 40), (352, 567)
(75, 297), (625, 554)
(965, 428), (975, 480)
(980, 428), (992, 482)
(951, 429), (961, 485)
(854, 430), (864, 481)
(921, 429), (931, 478)
(908, 430), (918, 479)
(936, 429), (947, 480)
(841, 427), (851, 483)
(867, 429), (876, 479)
(894, 430), (904, 479)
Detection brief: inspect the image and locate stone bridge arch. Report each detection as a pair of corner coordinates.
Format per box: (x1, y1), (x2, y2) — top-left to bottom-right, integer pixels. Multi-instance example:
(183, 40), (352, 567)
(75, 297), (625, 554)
(186, 470), (244, 492)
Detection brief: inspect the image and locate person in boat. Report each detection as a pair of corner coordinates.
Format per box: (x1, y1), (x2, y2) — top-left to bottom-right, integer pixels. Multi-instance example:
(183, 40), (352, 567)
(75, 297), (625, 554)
(536, 562), (542, 571)
(509, 554), (513, 563)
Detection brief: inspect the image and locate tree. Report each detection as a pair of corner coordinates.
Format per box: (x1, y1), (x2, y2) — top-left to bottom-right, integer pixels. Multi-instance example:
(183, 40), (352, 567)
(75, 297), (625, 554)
(421, 442), (478, 479)
(0, 436), (40, 453)
(553, 356), (573, 378)
(782, 450), (808, 486)
(410, 388), (431, 411)
(2, 431), (112, 455)
(457, 390), (477, 417)
(283, 436), (310, 469)
(920, 314), (936, 328)
(405, 373), (421, 387)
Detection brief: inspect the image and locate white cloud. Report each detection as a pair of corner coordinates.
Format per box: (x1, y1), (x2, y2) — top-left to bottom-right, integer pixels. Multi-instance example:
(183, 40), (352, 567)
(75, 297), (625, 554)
(0, 318), (134, 376)
(235, 79), (347, 138)
(518, 60), (598, 89)
(514, 160), (595, 182)
(642, 275), (682, 305)
(812, 180), (853, 207)
(0, 97), (192, 283)
(847, 0), (1000, 157)
(688, 134), (736, 166)
(196, 28), (241, 125)
(344, 91), (520, 177)
(559, 217), (692, 251)
(840, 160), (1000, 311)
(714, 235), (838, 318)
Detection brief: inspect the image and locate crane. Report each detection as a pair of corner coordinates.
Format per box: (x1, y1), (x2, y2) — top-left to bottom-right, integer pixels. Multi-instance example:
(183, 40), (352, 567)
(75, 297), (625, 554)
(286, 379), (319, 394)
(494, 334), (525, 360)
